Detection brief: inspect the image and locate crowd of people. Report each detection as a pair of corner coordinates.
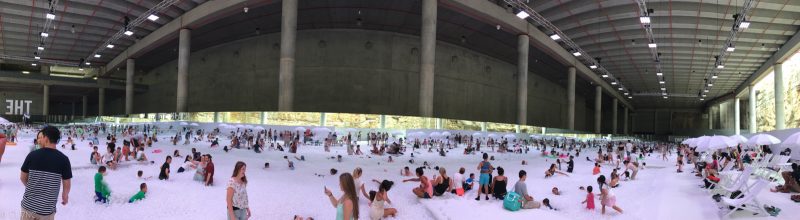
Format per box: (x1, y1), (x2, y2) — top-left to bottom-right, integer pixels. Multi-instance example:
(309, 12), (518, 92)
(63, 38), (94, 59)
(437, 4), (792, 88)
(7, 122), (800, 220)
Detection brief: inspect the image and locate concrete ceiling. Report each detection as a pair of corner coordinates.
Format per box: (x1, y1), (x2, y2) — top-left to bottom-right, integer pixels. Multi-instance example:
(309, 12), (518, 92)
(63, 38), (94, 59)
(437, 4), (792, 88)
(1, 0), (799, 110)
(0, 0), (205, 65)
(522, 0), (800, 108)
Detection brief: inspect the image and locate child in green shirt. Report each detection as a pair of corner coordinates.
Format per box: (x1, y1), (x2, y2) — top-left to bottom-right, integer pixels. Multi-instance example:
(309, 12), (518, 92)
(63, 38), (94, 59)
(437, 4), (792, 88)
(129, 183), (147, 203)
(95, 166), (111, 203)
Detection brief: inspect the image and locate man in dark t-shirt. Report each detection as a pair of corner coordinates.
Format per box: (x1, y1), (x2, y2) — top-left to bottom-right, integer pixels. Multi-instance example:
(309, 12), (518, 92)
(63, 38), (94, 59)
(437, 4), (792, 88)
(21, 126), (72, 219)
(204, 155), (215, 186)
(159, 156), (172, 180)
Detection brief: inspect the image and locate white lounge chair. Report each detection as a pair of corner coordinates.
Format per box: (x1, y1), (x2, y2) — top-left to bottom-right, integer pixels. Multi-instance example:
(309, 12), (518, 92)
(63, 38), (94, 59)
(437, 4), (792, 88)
(711, 167), (753, 196)
(719, 179), (769, 218)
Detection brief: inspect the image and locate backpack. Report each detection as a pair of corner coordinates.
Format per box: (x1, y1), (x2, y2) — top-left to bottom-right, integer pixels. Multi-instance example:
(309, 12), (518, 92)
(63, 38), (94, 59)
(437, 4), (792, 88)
(503, 192), (522, 211)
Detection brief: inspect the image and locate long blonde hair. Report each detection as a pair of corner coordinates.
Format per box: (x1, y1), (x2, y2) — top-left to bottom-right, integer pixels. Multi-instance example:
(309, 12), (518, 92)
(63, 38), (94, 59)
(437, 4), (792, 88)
(339, 173), (359, 218)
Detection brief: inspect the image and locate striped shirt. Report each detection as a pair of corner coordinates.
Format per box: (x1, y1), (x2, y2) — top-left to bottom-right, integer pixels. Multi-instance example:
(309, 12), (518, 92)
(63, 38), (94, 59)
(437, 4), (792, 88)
(20, 148), (72, 216)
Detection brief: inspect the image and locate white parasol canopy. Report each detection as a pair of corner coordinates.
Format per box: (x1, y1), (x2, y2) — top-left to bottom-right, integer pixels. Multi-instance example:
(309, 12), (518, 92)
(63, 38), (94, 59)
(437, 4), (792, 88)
(747, 134), (781, 146)
(728, 135), (749, 145)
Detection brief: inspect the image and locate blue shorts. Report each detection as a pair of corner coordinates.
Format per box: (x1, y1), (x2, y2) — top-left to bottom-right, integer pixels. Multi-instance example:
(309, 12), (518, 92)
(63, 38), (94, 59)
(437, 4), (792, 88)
(479, 173), (490, 185)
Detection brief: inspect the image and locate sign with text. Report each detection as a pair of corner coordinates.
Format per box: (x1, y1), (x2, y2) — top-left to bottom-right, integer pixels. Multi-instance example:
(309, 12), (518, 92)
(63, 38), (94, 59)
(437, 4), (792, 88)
(5, 100), (33, 115)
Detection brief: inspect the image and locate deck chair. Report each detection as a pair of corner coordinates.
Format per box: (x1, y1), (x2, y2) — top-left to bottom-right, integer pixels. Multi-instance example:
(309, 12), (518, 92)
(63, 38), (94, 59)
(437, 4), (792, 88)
(711, 167), (753, 196)
(720, 179), (769, 218)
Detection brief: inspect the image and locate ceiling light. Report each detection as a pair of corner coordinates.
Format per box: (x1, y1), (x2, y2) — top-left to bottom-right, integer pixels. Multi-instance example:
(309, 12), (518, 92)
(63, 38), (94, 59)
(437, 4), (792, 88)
(712, 75), (718, 79)
(46, 13), (55, 20)
(656, 72), (663, 76)
(611, 81), (617, 85)
(726, 45), (735, 52)
(661, 88), (666, 90)
(662, 92), (667, 96)
(704, 89), (709, 92)
(106, 44), (115, 49)
(37, 46), (44, 51)
(94, 54), (101, 58)
(659, 81), (665, 84)
(628, 96), (632, 99)
(618, 87), (623, 91)
(602, 74), (608, 78)
(663, 96), (668, 99)
(700, 98), (705, 101)
(640, 16), (651, 24)
(702, 94), (707, 97)
(147, 14), (159, 21)
(624, 92), (629, 95)
(85, 62), (91, 65)
(124, 30), (134, 36)
(708, 83), (713, 87)
(78, 68), (84, 71)
(648, 43), (657, 48)
(739, 21), (750, 29)
(40, 32), (49, 37)
(572, 52), (582, 57)
(550, 34), (561, 40)
(22, 71), (30, 74)
(516, 11), (530, 19)
(717, 65), (724, 69)
(34, 56), (40, 60)
(32, 63), (37, 66)
(590, 65), (597, 69)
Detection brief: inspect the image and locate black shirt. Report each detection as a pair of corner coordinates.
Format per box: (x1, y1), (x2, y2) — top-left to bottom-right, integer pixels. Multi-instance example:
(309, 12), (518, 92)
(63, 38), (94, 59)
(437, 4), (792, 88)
(21, 148), (72, 215)
(159, 162), (170, 180)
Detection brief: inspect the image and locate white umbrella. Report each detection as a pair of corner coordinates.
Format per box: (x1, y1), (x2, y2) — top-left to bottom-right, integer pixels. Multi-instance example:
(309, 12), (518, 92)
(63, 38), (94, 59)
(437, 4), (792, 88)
(689, 136), (709, 147)
(217, 124), (229, 128)
(783, 132), (800, 159)
(781, 132), (800, 148)
(179, 122), (188, 126)
(235, 124), (245, 128)
(472, 132), (483, 137)
(429, 132), (442, 139)
(747, 134), (781, 146)
(728, 135), (748, 145)
(698, 135), (737, 151)
(295, 127), (306, 132)
(442, 131), (452, 137)
(487, 134), (499, 139)
(313, 127), (332, 134)
(681, 138), (694, 145)
(392, 131), (404, 136)
(190, 122), (199, 126)
(503, 134), (517, 140)
(254, 126), (266, 131)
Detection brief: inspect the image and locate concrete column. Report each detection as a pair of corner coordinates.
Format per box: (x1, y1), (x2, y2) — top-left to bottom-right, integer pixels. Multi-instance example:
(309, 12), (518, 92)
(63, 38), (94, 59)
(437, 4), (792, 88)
(98, 88), (105, 116)
(126, 59), (135, 115)
(515, 125), (520, 133)
(567, 67), (576, 130)
(278, 0), (298, 111)
(481, 122), (487, 132)
(612, 99), (618, 135)
(82, 96), (87, 117)
(749, 86), (756, 133)
(418, 0), (437, 117)
(380, 115), (386, 129)
(774, 63), (785, 130)
(435, 118), (442, 129)
(735, 98), (741, 135)
(176, 29), (191, 113)
(260, 112), (266, 124)
(213, 112), (220, 123)
(71, 102), (75, 117)
(42, 85), (49, 115)
(320, 112), (326, 126)
(708, 107), (713, 130)
(623, 107), (629, 135)
(594, 86), (602, 133)
(517, 34), (529, 125)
